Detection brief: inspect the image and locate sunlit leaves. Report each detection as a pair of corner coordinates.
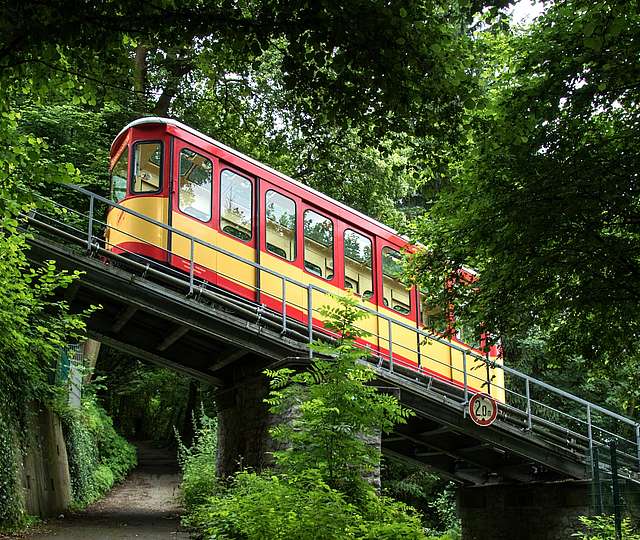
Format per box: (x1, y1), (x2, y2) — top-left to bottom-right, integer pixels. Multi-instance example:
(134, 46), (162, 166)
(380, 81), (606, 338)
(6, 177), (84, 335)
(265, 294), (412, 498)
(410, 0), (640, 366)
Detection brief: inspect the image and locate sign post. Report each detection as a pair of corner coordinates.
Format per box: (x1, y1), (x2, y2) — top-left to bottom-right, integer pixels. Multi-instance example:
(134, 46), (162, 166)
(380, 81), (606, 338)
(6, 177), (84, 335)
(468, 393), (498, 427)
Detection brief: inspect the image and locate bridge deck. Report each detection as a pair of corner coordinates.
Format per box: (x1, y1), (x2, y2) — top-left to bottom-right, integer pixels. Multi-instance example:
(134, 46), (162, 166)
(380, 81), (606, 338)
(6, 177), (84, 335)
(22, 186), (640, 486)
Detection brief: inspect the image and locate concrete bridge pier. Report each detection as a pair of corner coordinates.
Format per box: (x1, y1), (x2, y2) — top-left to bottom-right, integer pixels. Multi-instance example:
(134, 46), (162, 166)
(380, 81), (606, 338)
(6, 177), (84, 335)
(458, 479), (633, 540)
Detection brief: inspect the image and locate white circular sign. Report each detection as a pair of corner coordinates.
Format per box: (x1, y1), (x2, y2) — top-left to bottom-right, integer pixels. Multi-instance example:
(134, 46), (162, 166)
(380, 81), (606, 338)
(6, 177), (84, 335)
(468, 393), (498, 426)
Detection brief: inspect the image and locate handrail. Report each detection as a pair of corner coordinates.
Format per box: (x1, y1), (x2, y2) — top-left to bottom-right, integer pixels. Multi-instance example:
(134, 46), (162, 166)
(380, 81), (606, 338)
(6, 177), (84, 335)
(66, 186), (498, 361)
(25, 184), (640, 477)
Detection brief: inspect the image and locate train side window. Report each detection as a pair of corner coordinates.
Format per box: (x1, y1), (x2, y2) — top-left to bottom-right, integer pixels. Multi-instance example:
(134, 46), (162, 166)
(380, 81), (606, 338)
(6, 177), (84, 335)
(111, 146), (128, 203)
(179, 148), (213, 222)
(132, 142), (162, 194)
(266, 190), (296, 261)
(303, 210), (333, 279)
(220, 170), (252, 241)
(420, 292), (448, 333)
(344, 229), (373, 299)
(457, 322), (482, 349)
(382, 247), (411, 315)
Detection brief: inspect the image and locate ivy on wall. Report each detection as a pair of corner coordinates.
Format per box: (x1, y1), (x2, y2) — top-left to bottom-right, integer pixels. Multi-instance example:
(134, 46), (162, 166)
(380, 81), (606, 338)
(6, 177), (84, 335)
(0, 407), (25, 530)
(59, 395), (137, 508)
(0, 206), (87, 530)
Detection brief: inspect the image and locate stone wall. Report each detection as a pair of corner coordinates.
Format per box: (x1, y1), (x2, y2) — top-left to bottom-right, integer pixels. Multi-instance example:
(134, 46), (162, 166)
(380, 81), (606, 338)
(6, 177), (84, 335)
(20, 405), (72, 517)
(215, 373), (272, 477)
(458, 480), (592, 540)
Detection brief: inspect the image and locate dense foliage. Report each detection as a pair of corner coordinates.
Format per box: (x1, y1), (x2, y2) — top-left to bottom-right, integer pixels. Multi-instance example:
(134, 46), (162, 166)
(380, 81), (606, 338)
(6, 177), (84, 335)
(187, 470), (428, 540)
(59, 393), (137, 508)
(572, 515), (640, 540)
(0, 410), (25, 530)
(409, 0), (640, 373)
(180, 296), (431, 539)
(0, 167), (86, 530)
(266, 295), (413, 498)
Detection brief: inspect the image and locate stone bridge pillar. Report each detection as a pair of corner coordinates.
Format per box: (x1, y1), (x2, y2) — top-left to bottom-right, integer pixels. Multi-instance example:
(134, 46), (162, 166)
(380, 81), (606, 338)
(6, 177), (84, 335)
(214, 372), (273, 478)
(213, 364), (381, 488)
(457, 479), (640, 540)
(458, 481), (591, 540)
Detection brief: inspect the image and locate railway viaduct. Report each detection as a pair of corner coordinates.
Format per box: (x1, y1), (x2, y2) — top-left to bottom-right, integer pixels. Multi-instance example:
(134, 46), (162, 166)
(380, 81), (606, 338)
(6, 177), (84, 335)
(23, 186), (640, 539)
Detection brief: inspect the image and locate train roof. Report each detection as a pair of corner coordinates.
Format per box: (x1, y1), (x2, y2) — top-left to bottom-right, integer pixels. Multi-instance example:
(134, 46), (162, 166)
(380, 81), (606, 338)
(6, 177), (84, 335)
(112, 117), (408, 241)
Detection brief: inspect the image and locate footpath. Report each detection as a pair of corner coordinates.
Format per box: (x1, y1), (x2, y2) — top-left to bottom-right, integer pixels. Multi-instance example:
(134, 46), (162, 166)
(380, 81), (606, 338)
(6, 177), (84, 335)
(23, 442), (189, 540)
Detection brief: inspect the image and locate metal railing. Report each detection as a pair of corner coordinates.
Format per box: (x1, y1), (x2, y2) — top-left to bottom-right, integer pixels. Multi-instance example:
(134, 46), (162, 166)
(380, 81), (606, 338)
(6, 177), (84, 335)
(23, 185), (640, 481)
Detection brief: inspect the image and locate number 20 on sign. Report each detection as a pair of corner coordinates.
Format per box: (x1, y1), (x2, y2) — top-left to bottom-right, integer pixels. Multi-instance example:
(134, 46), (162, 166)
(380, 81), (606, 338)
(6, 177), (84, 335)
(468, 393), (498, 427)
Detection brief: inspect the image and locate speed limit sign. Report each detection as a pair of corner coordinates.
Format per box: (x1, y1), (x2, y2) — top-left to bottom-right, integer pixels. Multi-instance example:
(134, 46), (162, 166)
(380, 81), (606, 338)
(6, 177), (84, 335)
(468, 393), (498, 426)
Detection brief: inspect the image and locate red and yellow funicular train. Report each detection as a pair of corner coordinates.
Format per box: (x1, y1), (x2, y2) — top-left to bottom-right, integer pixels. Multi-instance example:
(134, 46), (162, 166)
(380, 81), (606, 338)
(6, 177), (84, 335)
(106, 117), (504, 400)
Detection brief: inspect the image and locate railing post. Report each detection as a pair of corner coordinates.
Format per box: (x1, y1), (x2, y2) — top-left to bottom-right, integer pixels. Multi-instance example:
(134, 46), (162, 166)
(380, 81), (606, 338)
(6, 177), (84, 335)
(281, 277), (287, 335)
(388, 318), (393, 372)
(609, 439), (622, 540)
(189, 238), (195, 295)
(586, 404), (594, 468)
(462, 350), (469, 405)
(485, 352), (491, 394)
(636, 423), (640, 472)
(307, 284), (313, 359)
(525, 378), (532, 430)
(592, 446), (603, 514)
(87, 194), (94, 252)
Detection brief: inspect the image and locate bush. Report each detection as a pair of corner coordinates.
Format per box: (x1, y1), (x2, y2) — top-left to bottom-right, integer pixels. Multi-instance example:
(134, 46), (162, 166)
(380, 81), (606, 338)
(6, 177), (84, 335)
(61, 395), (137, 507)
(177, 405), (218, 512)
(93, 465), (115, 496)
(572, 515), (640, 539)
(88, 402), (137, 483)
(382, 457), (460, 535)
(0, 408), (26, 530)
(186, 470), (427, 540)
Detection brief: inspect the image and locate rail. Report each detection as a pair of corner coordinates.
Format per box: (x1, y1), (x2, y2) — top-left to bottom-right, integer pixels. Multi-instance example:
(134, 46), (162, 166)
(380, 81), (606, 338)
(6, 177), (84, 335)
(22, 185), (640, 481)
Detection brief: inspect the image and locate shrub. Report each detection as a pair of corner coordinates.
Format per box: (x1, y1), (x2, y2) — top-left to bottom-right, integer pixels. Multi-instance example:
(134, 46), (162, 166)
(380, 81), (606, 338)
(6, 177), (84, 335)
(186, 470), (427, 540)
(61, 394), (137, 507)
(572, 515), (640, 539)
(88, 401), (137, 483)
(93, 465), (115, 496)
(176, 405), (218, 512)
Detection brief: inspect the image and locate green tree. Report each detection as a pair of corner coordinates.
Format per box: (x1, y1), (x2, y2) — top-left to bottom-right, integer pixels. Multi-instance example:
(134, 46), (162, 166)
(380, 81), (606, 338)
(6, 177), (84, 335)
(0, 194), (88, 529)
(266, 294), (413, 497)
(181, 295), (425, 540)
(1, 0), (500, 137)
(408, 0), (640, 368)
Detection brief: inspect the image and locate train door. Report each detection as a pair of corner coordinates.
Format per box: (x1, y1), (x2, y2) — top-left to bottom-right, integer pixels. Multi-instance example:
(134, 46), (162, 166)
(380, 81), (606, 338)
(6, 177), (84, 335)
(259, 181), (305, 321)
(376, 242), (418, 368)
(216, 163), (257, 301)
(417, 289), (456, 383)
(342, 226), (379, 352)
(169, 140), (218, 286)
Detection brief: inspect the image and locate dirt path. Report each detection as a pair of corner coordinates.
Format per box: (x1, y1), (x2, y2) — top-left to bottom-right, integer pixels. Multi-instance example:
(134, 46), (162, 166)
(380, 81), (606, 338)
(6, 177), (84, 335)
(24, 443), (189, 540)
